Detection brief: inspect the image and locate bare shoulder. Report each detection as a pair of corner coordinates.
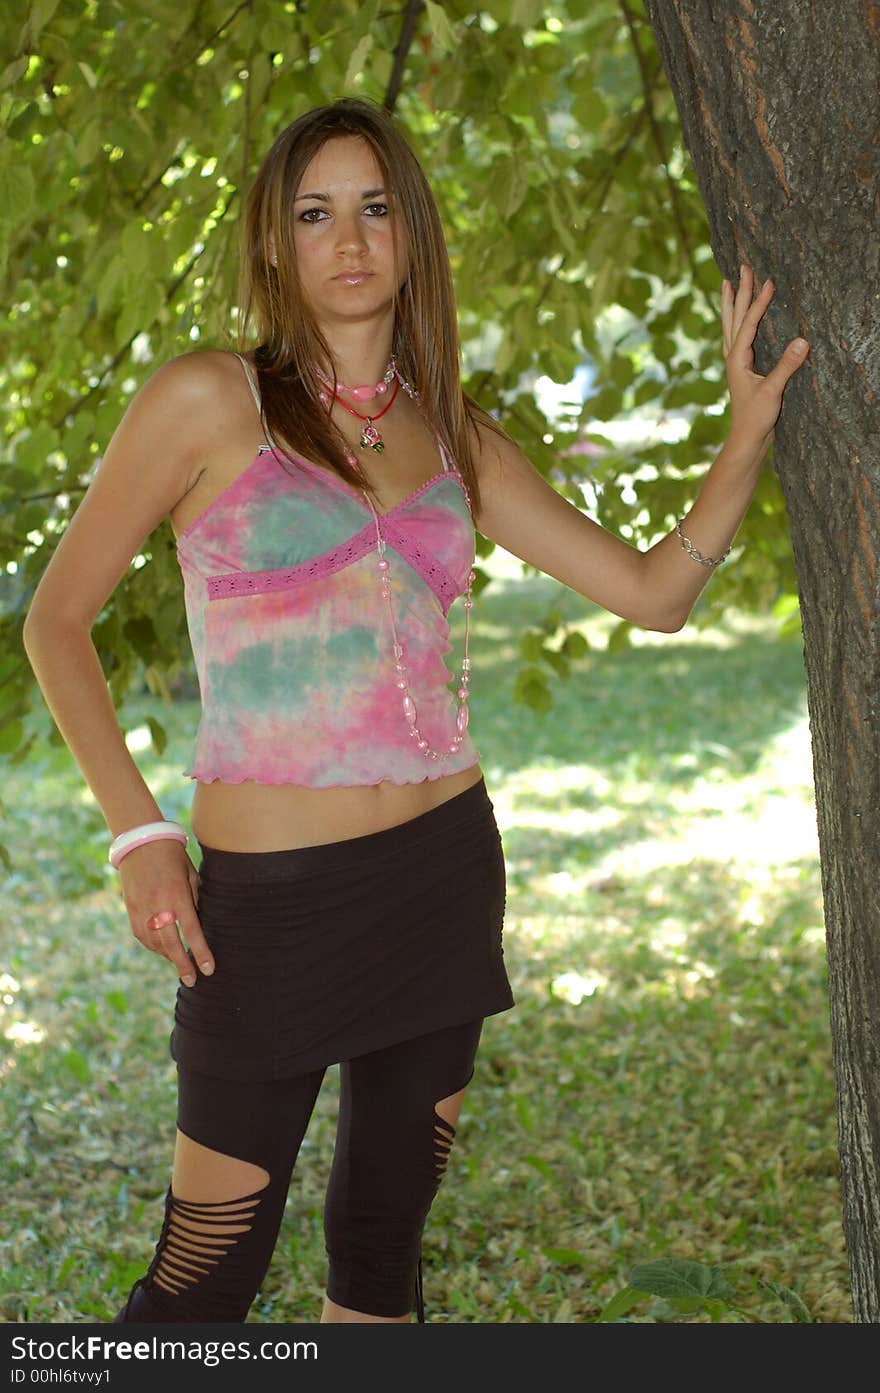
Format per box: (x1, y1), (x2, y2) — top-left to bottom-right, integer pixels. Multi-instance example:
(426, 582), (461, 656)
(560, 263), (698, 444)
(138, 349), (244, 449)
(150, 346), (242, 381)
(23, 349), (250, 629)
(465, 410), (529, 527)
(468, 408), (531, 478)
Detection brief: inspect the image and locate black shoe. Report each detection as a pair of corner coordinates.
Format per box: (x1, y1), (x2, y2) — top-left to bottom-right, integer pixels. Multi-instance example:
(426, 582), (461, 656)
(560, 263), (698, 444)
(112, 1277), (160, 1323)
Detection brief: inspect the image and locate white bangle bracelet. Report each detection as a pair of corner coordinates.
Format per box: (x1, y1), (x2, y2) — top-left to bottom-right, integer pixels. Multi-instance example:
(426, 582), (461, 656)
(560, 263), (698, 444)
(108, 820), (188, 868)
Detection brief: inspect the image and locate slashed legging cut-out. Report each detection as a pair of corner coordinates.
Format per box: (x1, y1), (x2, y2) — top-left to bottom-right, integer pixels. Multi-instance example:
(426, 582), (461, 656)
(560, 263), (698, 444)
(114, 1017), (484, 1324)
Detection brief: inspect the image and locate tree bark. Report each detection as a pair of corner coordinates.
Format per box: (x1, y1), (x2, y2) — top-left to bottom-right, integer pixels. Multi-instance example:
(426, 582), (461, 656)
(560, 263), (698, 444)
(644, 0), (880, 1321)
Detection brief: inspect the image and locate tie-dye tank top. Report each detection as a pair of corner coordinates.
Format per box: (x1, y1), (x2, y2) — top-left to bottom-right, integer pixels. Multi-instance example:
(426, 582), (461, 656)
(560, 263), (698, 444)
(175, 354), (481, 787)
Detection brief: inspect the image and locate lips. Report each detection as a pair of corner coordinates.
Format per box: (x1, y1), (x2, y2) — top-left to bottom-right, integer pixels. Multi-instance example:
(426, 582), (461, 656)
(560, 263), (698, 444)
(333, 271), (374, 286)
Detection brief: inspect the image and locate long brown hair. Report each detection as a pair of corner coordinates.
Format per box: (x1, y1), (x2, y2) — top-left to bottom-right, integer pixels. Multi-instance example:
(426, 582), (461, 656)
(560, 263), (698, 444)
(235, 97), (498, 519)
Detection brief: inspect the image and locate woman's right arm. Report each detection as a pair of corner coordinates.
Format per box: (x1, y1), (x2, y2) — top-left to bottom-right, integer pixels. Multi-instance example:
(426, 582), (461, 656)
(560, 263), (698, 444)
(22, 352), (223, 986)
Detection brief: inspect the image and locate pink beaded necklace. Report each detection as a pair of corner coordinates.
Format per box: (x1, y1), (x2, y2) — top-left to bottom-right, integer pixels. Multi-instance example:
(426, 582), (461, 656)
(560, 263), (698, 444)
(327, 361), (476, 762)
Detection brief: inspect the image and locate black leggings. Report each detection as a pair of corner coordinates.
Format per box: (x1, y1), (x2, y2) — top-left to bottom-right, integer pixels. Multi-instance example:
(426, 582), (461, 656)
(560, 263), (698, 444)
(113, 1017), (484, 1324)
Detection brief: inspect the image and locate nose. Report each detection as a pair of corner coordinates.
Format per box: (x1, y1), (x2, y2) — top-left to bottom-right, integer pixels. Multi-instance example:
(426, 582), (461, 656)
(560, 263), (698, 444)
(332, 208), (367, 256)
(334, 211), (368, 259)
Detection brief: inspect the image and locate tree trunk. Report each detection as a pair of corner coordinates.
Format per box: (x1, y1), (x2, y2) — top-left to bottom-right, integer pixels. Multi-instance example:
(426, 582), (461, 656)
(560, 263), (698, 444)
(644, 0), (880, 1321)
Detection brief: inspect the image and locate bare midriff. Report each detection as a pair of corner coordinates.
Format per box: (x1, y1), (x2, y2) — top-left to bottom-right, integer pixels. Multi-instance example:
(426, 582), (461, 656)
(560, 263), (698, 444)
(190, 764), (485, 852)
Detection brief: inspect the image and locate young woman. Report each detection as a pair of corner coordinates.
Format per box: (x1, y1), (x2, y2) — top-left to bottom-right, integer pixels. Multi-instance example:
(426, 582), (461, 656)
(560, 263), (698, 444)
(22, 97), (809, 1325)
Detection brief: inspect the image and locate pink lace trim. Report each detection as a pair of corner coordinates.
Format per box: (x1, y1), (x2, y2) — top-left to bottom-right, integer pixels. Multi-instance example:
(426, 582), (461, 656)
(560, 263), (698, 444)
(381, 517), (463, 615)
(206, 526), (377, 600)
(205, 520), (470, 609)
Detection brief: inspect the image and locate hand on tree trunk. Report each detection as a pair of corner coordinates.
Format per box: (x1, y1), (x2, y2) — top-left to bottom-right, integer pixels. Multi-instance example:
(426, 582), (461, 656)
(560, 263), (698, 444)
(721, 262), (810, 461)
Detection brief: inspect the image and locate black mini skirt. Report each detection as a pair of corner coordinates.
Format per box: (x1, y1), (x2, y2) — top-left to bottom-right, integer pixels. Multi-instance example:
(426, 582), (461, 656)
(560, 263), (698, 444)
(168, 777), (515, 1081)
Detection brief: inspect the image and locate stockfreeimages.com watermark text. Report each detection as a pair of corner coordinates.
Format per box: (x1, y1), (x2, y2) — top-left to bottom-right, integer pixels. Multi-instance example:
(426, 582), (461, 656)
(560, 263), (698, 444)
(10, 1334), (316, 1371)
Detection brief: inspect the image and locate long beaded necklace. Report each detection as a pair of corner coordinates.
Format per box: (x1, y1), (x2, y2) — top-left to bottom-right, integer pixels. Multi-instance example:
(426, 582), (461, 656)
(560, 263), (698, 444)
(317, 358), (475, 762)
(362, 486), (475, 761)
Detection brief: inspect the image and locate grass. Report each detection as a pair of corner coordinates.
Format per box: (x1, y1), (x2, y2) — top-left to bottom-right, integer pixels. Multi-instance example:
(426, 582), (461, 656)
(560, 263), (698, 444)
(0, 550), (848, 1322)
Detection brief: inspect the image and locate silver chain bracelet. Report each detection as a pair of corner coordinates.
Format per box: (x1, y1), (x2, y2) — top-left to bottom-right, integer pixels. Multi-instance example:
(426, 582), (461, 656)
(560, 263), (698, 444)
(675, 519), (731, 569)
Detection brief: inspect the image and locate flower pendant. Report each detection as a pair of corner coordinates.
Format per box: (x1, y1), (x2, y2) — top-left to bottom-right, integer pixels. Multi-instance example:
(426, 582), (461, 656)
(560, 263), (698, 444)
(360, 421), (384, 452)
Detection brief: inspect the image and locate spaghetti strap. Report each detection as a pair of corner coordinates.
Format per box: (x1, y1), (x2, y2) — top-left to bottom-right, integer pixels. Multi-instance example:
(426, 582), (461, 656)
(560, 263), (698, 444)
(234, 352), (280, 453)
(234, 353), (263, 412)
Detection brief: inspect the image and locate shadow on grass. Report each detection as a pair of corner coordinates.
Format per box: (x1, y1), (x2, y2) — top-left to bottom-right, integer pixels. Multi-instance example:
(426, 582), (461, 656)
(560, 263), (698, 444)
(468, 573), (807, 787)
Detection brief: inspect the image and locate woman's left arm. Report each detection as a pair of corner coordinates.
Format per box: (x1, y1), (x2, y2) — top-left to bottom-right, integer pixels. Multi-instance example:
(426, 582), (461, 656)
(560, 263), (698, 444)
(472, 264), (810, 633)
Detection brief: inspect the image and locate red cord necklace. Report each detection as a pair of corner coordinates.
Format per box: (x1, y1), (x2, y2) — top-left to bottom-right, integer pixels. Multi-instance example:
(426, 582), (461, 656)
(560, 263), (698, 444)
(320, 375), (401, 453)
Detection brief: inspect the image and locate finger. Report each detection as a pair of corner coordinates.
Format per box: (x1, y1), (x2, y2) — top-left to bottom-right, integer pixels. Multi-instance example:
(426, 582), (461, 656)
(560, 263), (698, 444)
(146, 908), (176, 932)
(178, 903), (215, 980)
(733, 262), (753, 332)
(728, 264), (752, 350)
(143, 911), (199, 986)
(721, 279), (733, 356)
(729, 287), (777, 376)
(761, 337), (810, 395)
(733, 273), (774, 347)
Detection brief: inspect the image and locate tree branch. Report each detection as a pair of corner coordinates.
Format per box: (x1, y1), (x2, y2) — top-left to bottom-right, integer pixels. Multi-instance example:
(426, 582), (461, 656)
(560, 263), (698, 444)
(384, 0), (425, 114)
(533, 100), (650, 316)
(19, 489), (86, 502)
(619, 0), (698, 283)
(188, 0), (253, 60)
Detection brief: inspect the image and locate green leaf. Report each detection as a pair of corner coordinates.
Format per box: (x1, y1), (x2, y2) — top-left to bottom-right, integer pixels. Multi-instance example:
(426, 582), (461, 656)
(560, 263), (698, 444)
(0, 159), (35, 220)
(511, 0), (546, 26)
(14, 421), (58, 475)
(145, 716), (168, 757)
(522, 1153), (555, 1180)
(544, 1247), (591, 1268)
(7, 101), (40, 141)
(425, 0), (456, 50)
(607, 619), (633, 654)
(757, 1278), (813, 1322)
(562, 631), (589, 658)
(572, 85), (608, 133)
(514, 1092), (535, 1133)
(344, 34), (373, 87)
(28, 0), (63, 39)
(520, 631), (545, 662)
(628, 1259), (736, 1303)
(513, 665), (553, 714)
(104, 991), (128, 1015)
(260, 17), (293, 52)
(1, 56), (30, 90)
(62, 1049), (91, 1083)
(597, 1285), (643, 1321)
(0, 718), (24, 754)
(542, 649), (570, 678)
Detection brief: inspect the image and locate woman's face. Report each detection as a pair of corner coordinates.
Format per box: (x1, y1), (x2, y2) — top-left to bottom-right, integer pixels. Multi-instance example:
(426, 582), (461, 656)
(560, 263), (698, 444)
(288, 135), (409, 326)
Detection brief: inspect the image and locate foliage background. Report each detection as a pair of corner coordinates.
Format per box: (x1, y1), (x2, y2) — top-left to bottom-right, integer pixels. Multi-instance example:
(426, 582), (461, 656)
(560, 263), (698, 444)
(2, 0), (799, 779)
